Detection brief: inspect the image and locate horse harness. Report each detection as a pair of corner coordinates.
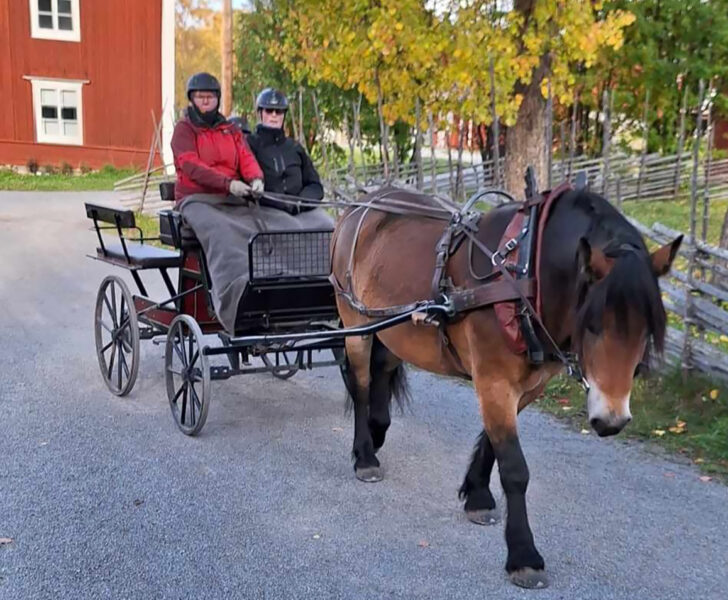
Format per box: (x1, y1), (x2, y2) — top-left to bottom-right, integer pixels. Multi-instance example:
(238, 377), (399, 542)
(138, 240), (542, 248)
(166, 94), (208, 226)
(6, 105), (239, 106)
(324, 175), (588, 389)
(251, 179), (588, 389)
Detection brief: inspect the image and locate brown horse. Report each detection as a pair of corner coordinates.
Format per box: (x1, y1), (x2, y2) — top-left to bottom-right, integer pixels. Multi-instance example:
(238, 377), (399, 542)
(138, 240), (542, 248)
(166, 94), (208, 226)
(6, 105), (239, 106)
(330, 185), (681, 588)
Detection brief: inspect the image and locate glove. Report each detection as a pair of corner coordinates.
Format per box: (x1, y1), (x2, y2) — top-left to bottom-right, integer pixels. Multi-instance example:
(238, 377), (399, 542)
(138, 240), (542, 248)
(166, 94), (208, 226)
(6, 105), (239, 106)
(250, 178), (265, 199)
(229, 180), (250, 198)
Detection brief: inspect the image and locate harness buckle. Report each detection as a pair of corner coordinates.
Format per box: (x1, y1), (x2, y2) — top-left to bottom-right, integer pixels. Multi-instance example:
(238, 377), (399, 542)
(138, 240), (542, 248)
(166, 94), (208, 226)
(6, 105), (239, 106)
(491, 237), (520, 267)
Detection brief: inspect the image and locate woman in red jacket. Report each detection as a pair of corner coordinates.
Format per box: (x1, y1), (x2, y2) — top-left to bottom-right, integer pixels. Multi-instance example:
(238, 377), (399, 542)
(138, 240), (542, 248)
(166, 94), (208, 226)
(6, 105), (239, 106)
(171, 72), (264, 204)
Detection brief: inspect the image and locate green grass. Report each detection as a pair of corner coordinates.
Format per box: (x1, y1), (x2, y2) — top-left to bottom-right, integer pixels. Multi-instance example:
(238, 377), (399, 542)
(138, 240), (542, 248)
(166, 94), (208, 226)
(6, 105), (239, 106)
(621, 197), (728, 246)
(0, 165), (137, 191)
(135, 213), (161, 243)
(540, 371), (728, 481)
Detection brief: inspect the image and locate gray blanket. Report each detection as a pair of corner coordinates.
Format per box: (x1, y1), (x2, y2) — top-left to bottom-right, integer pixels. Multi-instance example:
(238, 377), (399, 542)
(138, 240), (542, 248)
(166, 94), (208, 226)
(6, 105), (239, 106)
(178, 193), (335, 334)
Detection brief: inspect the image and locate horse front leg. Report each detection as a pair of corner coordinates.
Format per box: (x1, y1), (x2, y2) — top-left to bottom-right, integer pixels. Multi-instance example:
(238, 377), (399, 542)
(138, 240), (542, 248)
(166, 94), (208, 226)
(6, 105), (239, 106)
(459, 430), (500, 525)
(343, 335), (381, 482)
(476, 377), (547, 589)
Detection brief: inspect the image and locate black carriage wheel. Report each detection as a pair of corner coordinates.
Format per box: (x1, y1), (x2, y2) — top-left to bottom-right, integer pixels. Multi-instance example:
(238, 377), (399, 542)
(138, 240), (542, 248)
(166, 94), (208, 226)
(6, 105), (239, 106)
(165, 315), (210, 436)
(261, 350), (302, 380)
(94, 275), (140, 396)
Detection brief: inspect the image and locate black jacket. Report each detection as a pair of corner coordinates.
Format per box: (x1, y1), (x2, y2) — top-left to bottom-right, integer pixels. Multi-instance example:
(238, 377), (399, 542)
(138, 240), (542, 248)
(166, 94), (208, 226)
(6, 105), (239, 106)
(247, 125), (324, 212)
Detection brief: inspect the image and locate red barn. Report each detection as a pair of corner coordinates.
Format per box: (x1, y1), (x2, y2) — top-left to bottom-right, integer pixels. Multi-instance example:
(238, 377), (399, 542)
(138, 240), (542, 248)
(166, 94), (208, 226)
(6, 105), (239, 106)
(0, 0), (175, 169)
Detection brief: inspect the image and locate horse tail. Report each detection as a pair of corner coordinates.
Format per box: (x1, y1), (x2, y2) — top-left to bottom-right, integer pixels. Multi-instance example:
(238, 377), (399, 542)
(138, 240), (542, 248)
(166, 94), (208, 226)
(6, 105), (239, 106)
(340, 343), (411, 414)
(340, 353), (357, 415)
(389, 363), (411, 413)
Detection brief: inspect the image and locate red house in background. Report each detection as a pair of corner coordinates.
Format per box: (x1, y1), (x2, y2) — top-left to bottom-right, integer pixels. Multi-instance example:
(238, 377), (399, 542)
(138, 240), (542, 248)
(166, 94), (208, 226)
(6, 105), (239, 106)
(716, 118), (728, 151)
(0, 0), (175, 169)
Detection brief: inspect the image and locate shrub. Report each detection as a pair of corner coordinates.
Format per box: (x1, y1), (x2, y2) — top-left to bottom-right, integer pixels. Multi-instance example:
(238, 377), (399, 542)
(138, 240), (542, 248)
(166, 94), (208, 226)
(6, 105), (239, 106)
(60, 161), (74, 175)
(42, 164), (56, 175)
(79, 163), (91, 174)
(26, 158), (39, 174)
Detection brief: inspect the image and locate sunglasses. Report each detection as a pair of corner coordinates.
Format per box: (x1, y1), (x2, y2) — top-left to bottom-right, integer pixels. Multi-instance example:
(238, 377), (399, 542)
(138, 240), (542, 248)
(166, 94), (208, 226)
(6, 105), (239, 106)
(263, 108), (286, 115)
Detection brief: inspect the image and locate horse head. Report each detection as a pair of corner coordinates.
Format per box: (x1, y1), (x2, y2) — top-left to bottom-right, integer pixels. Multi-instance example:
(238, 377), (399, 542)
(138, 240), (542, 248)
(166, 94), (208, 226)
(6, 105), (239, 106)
(569, 208), (682, 436)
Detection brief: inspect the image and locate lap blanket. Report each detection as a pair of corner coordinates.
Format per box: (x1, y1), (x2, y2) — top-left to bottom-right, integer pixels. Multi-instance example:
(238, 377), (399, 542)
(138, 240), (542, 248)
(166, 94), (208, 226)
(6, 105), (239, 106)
(178, 193), (335, 334)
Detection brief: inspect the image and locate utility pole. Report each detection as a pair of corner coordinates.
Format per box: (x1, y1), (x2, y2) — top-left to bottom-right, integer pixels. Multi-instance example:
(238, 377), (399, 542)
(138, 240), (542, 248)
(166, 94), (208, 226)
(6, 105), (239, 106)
(221, 0), (233, 116)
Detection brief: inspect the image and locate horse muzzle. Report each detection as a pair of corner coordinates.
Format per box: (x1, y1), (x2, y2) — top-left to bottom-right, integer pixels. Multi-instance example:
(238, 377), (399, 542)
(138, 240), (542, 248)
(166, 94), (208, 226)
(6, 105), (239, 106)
(589, 414), (632, 437)
(587, 385), (632, 437)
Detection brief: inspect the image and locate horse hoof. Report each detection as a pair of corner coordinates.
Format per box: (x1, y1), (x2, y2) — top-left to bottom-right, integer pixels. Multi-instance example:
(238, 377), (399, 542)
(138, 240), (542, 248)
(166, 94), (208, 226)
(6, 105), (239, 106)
(509, 567), (549, 589)
(355, 466), (383, 482)
(465, 508), (500, 526)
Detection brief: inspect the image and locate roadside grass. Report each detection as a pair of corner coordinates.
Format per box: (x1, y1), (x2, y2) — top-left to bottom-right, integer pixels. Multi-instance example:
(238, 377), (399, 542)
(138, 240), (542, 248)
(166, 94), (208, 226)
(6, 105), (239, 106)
(540, 371), (728, 482)
(0, 165), (137, 191)
(135, 213), (162, 244)
(621, 197), (728, 246)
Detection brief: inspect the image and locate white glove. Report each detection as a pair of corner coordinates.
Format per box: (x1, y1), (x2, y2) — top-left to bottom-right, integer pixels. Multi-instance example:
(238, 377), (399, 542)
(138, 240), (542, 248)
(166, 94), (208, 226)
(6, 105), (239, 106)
(250, 178), (265, 199)
(229, 180), (250, 198)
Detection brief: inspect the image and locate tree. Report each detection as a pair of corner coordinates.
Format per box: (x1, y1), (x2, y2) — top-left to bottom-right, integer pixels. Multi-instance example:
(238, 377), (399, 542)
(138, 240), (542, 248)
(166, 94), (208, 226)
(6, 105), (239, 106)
(273, 0), (634, 195)
(577, 0), (728, 154)
(176, 0), (221, 116)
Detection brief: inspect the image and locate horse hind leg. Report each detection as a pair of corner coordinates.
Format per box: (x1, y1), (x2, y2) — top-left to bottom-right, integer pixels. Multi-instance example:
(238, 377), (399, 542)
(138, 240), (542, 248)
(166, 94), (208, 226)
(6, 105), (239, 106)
(459, 429), (500, 525)
(368, 337), (407, 453)
(342, 335), (382, 482)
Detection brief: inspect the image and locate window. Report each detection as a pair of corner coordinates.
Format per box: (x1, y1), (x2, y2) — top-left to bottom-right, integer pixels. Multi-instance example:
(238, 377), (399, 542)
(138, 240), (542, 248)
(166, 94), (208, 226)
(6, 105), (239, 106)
(29, 0), (80, 42)
(26, 78), (86, 145)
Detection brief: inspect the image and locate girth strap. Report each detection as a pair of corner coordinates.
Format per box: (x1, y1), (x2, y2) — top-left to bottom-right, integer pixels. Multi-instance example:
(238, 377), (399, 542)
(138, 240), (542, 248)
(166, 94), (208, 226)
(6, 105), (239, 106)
(449, 278), (535, 313)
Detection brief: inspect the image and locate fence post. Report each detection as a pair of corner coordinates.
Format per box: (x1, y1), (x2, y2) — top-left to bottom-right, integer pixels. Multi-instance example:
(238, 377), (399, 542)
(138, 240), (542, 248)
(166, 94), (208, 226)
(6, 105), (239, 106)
(415, 97), (424, 190)
(546, 76), (553, 189)
(674, 86), (688, 199)
(601, 89), (611, 195)
(375, 76), (390, 180)
(560, 121), (566, 182)
(682, 79), (706, 379)
(702, 82), (715, 243)
(428, 111), (438, 194)
(637, 89), (650, 200)
(568, 90), (577, 179)
(488, 56), (501, 189)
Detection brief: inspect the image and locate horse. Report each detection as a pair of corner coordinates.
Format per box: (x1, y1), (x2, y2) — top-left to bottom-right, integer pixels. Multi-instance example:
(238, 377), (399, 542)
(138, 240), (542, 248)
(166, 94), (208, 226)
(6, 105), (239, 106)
(330, 184), (681, 589)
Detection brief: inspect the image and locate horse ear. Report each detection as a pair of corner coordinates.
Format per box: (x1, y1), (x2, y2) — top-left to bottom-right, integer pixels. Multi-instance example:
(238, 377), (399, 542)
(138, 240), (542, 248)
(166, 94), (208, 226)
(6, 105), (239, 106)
(651, 235), (683, 277)
(578, 238), (613, 281)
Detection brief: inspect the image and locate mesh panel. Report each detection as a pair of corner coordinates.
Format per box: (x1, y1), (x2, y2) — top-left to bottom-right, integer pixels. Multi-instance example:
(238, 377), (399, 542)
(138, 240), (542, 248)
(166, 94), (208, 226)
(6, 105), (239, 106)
(250, 230), (332, 281)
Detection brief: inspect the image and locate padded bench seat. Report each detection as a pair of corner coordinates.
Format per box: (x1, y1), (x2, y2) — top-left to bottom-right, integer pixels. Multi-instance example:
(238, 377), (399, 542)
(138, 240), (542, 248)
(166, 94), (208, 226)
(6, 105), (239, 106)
(98, 242), (182, 269)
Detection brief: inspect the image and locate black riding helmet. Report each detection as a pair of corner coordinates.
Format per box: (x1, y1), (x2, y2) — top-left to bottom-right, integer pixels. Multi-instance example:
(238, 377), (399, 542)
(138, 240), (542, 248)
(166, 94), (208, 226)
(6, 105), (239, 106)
(186, 72), (221, 101)
(256, 88), (289, 111)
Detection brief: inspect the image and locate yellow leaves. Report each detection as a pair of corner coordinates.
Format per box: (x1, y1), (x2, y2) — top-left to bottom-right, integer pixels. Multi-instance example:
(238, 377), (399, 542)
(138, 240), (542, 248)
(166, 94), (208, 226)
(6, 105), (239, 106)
(709, 389), (720, 400)
(652, 429), (666, 437)
(274, 0), (635, 126)
(668, 420), (687, 435)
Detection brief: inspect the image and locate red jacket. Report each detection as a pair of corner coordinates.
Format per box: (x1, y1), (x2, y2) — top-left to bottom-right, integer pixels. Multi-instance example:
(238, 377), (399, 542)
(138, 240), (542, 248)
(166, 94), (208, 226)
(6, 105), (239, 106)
(171, 109), (263, 203)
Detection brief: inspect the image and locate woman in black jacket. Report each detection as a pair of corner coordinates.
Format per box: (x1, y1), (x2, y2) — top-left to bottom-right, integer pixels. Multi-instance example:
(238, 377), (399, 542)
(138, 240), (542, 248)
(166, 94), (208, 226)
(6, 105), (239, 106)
(246, 88), (324, 213)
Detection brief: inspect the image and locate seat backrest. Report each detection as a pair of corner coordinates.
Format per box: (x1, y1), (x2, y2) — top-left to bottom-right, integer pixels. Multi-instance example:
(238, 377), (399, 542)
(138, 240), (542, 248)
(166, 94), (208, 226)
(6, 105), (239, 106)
(159, 181), (176, 202)
(85, 202), (135, 228)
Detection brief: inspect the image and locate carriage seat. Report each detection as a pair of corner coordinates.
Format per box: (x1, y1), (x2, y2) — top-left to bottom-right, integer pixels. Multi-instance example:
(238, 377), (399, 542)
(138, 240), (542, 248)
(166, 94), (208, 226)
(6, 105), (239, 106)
(85, 201), (181, 270)
(158, 209), (199, 249)
(99, 242), (182, 269)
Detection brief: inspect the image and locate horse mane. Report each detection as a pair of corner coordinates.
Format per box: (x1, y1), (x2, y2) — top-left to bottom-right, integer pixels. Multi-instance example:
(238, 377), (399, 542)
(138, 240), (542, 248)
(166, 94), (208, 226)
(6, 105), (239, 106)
(569, 190), (667, 357)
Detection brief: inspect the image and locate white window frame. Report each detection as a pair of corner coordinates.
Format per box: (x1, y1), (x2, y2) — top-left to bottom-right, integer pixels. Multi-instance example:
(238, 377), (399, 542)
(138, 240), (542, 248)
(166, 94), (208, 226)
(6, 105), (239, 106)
(29, 0), (80, 42)
(25, 76), (87, 146)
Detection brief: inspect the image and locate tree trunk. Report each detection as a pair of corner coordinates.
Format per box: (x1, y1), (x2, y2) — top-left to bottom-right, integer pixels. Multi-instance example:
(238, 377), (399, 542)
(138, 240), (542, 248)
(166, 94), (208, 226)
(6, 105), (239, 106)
(221, 0), (233, 116)
(504, 63), (547, 198)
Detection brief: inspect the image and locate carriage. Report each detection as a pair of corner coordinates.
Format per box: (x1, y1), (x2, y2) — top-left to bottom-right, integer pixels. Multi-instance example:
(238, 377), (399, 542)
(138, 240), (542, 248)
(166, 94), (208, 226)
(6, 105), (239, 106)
(84, 184), (436, 435)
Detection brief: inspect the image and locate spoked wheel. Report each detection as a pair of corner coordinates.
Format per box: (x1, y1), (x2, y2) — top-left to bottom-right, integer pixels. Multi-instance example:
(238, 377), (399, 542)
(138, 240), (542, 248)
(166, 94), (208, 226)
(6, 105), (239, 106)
(165, 315), (210, 436)
(94, 275), (140, 396)
(261, 350), (302, 380)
